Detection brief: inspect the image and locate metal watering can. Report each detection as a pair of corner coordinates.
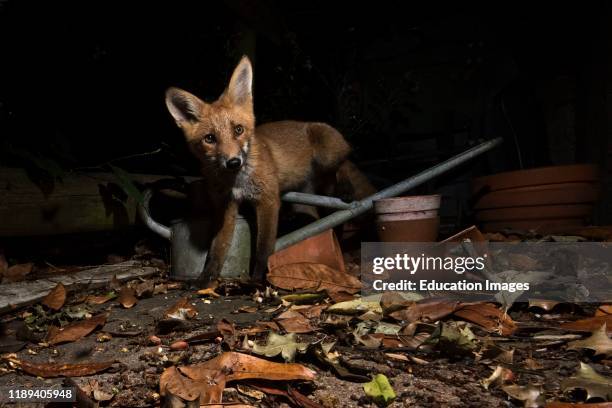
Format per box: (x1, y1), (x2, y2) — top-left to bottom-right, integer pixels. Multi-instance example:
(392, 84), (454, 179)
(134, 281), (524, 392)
(138, 189), (251, 281)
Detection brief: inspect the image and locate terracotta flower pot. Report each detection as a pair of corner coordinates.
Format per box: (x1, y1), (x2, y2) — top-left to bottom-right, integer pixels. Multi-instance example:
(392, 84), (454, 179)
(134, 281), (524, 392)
(374, 195), (441, 242)
(472, 164), (598, 193)
(472, 164), (601, 233)
(267, 229), (346, 273)
(376, 217), (440, 242)
(474, 182), (600, 209)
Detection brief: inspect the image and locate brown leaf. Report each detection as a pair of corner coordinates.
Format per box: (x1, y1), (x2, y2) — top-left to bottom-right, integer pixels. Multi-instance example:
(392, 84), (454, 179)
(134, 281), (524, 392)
(179, 351), (316, 383)
(267, 262), (361, 294)
(596, 305), (612, 316)
(454, 303), (517, 336)
(109, 274), (122, 291)
(164, 297), (198, 320)
(380, 292), (414, 315)
(235, 305), (258, 313)
(290, 304), (327, 319)
(134, 280), (155, 298)
(561, 316), (612, 335)
(389, 299), (460, 323)
(3, 262), (33, 283)
(276, 315), (316, 333)
(162, 352), (315, 405)
(46, 314), (107, 345)
(196, 287), (221, 298)
(118, 286), (138, 308)
(561, 362), (612, 401)
(85, 294), (114, 305)
(6, 357), (114, 377)
(216, 319), (235, 337)
(524, 358), (544, 370)
(41, 283), (67, 310)
(567, 323), (612, 357)
(160, 366), (214, 403)
(528, 299), (561, 312)
(502, 384), (545, 408)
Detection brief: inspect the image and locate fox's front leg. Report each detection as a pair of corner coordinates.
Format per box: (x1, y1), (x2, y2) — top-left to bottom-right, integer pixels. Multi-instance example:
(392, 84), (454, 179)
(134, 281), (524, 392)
(252, 195), (280, 282)
(197, 200), (238, 288)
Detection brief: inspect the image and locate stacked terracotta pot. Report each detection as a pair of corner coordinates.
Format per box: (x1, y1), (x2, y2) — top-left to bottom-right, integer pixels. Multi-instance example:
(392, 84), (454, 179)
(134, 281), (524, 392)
(374, 195), (441, 242)
(472, 164), (600, 233)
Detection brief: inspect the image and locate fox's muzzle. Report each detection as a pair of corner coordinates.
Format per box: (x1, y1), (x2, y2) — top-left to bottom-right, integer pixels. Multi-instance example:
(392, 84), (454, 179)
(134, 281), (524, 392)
(225, 157), (243, 170)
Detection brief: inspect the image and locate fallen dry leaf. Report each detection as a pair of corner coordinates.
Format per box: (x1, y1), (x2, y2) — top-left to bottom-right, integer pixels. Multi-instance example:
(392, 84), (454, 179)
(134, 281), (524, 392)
(567, 323), (612, 357)
(561, 362), (612, 401)
(524, 358), (544, 370)
(275, 314), (316, 334)
(235, 305), (258, 313)
(216, 318), (235, 337)
(290, 304), (327, 319)
(180, 351), (316, 383)
(267, 262), (361, 294)
(380, 292), (414, 315)
(3, 262), (33, 283)
(161, 352), (315, 405)
(561, 316), (612, 335)
(118, 286), (138, 308)
(454, 303), (517, 336)
(164, 297), (198, 320)
(110, 274), (122, 291)
(46, 313), (107, 345)
(41, 282), (67, 310)
(196, 287), (221, 298)
(134, 280), (155, 298)
(252, 332), (309, 362)
(528, 299), (561, 312)
(502, 384), (545, 408)
(85, 293), (115, 304)
(160, 366), (212, 403)
(5, 357), (114, 377)
(389, 299), (459, 323)
(596, 305), (612, 316)
(385, 352), (409, 361)
(478, 343), (515, 364)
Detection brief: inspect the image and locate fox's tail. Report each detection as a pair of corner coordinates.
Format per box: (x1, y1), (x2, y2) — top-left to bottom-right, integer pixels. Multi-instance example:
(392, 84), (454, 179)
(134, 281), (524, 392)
(334, 160), (377, 203)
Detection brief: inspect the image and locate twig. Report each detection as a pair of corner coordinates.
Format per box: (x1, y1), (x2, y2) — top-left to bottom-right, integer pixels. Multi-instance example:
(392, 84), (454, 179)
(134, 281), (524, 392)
(70, 148), (162, 172)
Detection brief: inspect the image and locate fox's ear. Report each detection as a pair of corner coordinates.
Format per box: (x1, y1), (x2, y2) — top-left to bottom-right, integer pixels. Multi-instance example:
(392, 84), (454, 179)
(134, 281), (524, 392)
(165, 87), (204, 126)
(224, 56), (253, 105)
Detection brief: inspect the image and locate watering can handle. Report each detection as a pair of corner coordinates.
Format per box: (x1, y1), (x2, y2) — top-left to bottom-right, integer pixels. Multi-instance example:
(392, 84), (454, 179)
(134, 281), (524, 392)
(139, 189), (172, 240)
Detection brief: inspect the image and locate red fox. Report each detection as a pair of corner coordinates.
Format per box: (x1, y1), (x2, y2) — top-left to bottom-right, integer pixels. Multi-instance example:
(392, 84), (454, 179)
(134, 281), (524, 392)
(165, 56), (373, 286)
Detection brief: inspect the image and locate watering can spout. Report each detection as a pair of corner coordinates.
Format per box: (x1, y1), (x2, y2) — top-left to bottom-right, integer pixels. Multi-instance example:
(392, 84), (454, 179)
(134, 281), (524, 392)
(139, 189), (172, 240)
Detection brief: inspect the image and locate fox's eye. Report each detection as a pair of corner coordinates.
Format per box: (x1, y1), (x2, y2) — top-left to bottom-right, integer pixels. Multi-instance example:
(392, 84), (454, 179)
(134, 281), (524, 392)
(203, 133), (216, 144)
(234, 125), (244, 136)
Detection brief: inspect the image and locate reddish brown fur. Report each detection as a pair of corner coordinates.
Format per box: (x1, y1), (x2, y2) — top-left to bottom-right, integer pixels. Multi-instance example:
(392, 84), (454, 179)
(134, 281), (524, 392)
(166, 56), (372, 286)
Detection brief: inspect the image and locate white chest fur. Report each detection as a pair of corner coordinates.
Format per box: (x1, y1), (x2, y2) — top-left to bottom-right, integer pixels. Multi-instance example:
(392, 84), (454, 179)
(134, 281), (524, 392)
(231, 164), (260, 202)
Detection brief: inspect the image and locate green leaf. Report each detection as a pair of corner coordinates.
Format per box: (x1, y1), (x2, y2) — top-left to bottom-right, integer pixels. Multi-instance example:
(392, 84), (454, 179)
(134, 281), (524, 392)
(363, 374), (396, 406)
(108, 164), (144, 204)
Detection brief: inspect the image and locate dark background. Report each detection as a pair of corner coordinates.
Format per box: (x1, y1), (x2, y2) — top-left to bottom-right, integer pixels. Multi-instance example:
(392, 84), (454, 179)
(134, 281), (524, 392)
(1, 0), (611, 226)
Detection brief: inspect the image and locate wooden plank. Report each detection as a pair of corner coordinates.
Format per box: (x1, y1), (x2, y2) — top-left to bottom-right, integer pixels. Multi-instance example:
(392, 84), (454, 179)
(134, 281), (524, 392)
(0, 261), (158, 315)
(0, 167), (191, 236)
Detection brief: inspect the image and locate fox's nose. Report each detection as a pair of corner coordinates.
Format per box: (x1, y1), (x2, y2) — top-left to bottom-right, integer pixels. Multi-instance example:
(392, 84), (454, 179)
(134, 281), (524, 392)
(225, 157), (242, 169)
